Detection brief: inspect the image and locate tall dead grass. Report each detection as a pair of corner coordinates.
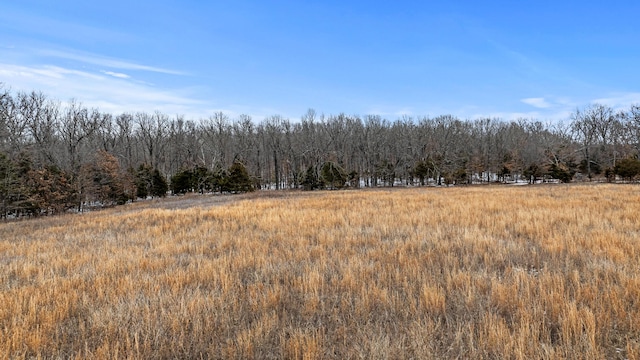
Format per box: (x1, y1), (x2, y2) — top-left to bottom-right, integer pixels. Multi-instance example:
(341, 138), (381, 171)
(1, 184), (639, 359)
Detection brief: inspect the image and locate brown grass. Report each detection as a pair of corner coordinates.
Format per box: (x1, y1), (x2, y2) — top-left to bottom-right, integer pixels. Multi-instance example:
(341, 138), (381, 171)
(1, 184), (639, 359)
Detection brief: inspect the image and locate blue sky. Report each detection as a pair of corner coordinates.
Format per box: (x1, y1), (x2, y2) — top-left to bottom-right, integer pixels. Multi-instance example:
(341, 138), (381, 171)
(1, 1), (639, 122)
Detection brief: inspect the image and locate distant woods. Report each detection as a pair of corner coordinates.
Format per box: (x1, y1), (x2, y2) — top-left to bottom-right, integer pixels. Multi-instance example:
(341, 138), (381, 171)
(2, 84), (640, 217)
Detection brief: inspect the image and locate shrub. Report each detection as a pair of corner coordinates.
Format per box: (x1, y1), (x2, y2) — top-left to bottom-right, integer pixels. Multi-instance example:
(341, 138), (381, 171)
(547, 163), (574, 183)
(614, 158), (640, 181)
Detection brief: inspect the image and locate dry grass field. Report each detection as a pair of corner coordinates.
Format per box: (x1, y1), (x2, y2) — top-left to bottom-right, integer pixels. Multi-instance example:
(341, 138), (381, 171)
(1, 184), (639, 359)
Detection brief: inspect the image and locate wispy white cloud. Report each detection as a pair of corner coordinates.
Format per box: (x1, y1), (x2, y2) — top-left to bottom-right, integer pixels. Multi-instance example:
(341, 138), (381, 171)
(592, 93), (640, 109)
(0, 63), (205, 118)
(101, 70), (131, 79)
(0, 64), (104, 82)
(37, 48), (186, 75)
(521, 97), (551, 109)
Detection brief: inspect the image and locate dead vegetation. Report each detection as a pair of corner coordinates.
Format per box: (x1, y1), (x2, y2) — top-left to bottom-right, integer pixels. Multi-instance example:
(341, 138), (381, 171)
(1, 184), (639, 359)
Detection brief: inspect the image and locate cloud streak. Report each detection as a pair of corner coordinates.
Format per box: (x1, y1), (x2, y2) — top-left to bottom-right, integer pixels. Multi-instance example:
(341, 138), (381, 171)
(592, 93), (640, 109)
(36, 49), (187, 75)
(521, 97), (551, 109)
(101, 70), (131, 79)
(0, 63), (205, 117)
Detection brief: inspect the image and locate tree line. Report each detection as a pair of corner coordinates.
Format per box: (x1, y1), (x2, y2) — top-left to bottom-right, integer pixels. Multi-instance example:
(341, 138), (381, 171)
(2, 84), (640, 218)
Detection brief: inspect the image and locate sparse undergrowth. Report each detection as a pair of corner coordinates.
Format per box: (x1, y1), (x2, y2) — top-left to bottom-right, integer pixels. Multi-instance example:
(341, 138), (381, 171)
(1, 184), (639, 359)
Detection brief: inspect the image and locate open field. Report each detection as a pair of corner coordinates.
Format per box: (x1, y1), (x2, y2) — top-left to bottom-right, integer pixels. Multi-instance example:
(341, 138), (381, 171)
(1, 184), (639, 359)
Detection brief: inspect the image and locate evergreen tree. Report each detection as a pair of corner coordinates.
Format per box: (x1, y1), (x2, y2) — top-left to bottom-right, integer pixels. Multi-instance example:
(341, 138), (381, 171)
(614, 158), (640, 181)
(547, 163), (574, 183)
(301, 165), (322, 190)
(224, 161), (253, 193)
(135, 164), (167, 198)
(321, 161), (346, 189)
(151, 169), (168, 197)
(0, 153), (20, 218)
(413, 160), (431, 186)
(135, 164), (153, 198)
(170, 168), (193, 194)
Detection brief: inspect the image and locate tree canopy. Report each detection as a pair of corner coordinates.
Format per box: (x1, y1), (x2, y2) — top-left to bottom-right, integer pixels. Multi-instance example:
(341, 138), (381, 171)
(2, 84), (640, 218)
